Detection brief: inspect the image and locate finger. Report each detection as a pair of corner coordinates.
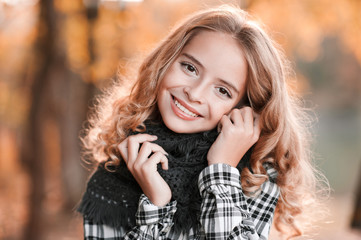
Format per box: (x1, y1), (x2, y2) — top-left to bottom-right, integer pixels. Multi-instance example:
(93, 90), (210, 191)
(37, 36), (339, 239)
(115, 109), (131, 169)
(145, 151), (169, 170)
(228, 109), (244, 126)
(117, 139), (128, 161)
(159, 154), (169, 170)
(240, 107), (254, 129)
(136, 142), (168, 167)
(218, 114), (233, 133)
(126, 134), (157, 165)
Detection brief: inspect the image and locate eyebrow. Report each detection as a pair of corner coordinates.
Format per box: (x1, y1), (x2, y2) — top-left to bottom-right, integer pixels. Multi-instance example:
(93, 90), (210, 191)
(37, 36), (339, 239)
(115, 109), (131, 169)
(218, 79), (240, 95)
(182, 53), (203, 68)
(181, 52), (241, 95)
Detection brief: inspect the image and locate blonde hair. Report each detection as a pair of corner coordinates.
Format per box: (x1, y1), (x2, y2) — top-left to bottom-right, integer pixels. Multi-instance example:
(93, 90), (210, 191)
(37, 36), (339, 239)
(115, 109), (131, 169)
(82, 5), (327, 238)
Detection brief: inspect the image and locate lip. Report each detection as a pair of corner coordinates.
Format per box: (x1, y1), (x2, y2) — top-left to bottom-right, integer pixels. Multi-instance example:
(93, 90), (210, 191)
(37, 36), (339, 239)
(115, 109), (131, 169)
(170, 96), (202, 121)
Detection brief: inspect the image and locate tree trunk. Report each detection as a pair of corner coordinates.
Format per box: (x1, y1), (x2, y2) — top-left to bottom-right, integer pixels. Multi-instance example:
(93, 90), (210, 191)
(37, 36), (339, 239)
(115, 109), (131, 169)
(55, 69), (96, 209)
(351, 163), (361, 230)
(21, 0), (56, 239)
(55, 2), (98, 209)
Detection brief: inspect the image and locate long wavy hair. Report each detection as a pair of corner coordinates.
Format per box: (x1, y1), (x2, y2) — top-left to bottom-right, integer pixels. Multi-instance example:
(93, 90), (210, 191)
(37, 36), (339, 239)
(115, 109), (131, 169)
(82, 5), (327, 239)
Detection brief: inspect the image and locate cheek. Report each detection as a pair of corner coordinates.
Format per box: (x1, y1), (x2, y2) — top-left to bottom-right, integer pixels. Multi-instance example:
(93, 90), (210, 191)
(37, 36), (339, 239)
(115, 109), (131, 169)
(211, 103), (234, 120)
(161, 63), (181, 86)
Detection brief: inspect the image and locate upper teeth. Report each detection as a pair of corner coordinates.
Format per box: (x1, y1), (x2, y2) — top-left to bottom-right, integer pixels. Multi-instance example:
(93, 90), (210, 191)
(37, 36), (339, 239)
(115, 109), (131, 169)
(174, 99), (198, 117)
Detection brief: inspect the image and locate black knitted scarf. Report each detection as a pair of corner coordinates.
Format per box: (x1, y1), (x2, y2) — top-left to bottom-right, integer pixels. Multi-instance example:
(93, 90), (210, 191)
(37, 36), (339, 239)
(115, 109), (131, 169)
(77, 121), (251, 235)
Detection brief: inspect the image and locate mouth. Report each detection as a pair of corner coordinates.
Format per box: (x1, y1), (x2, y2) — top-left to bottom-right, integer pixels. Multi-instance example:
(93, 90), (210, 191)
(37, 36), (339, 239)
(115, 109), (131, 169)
(171, 96), (202, 120)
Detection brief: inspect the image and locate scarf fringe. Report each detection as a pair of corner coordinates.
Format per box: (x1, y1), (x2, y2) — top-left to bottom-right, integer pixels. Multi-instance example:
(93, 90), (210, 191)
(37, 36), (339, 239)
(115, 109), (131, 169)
(77, 192), (137, 230)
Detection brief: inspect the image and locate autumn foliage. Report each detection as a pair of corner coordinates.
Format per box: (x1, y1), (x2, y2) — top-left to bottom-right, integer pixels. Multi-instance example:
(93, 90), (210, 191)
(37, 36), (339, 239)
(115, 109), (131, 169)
(0, 0), (360, 239)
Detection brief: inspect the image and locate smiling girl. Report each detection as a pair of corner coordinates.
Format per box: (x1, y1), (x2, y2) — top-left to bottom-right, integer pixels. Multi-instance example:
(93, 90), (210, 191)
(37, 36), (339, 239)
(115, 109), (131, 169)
(78, 5), (324, 240)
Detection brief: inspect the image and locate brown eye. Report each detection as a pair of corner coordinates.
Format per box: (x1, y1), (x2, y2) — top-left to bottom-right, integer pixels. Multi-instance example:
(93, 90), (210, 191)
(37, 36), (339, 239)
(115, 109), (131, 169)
(186, 65), (196, 73)
(217, 87), (231, 98)
(180, 62), (198, 76)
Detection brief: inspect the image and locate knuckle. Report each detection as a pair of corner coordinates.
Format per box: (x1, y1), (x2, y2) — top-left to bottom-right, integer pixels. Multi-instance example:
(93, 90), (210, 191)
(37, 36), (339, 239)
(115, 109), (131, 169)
(149, 151), (159, 160)
(234, 125), (243, 132)
(153, 151), (162, 157)
(135, 164), (145, 174)
(127, 135), (135, 144)
(141, 163), (151, 173)
(158, 145), (165, 152)
(155, 145), (165, 153)
(157, 152), (166, 160)
(133, 161), (140, 170)
(117, 143), (122, 149)
(142, 141), (150, 148)
(161, 155), (168, 162)
(140, 164), (148, 172)
(229, 126), (237, 134)
(231, 108), (241, 114)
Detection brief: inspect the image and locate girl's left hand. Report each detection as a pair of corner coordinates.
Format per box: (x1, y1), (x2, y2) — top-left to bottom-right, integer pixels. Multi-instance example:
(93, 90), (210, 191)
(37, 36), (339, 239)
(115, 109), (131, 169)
(207, 107), (261, 167)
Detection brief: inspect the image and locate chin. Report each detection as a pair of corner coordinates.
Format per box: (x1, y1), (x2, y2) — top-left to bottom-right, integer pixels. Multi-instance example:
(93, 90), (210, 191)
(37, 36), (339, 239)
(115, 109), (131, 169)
(163, 120), (189, 133)
(163, 119), (212, 134)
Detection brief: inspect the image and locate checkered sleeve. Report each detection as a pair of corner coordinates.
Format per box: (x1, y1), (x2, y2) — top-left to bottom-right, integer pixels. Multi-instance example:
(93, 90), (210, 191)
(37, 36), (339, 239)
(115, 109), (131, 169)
(123, 194), (177, 240)
(198, 163), (280, 240)
(83, 218), (126, 239)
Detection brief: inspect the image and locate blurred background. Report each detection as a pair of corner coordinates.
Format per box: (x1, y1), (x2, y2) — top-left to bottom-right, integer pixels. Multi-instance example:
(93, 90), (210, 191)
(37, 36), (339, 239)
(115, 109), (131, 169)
(0, 0), (360, 239)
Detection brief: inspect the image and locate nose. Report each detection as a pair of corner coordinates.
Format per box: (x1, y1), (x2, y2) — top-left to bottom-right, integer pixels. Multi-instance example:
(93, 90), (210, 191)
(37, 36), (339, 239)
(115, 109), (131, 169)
(183, 82), (206, 104)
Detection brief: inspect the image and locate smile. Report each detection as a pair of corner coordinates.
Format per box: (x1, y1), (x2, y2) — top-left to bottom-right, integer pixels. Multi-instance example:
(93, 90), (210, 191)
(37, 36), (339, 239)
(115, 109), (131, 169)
(174, 99), (199, 117)
(171, 96), (201, 120)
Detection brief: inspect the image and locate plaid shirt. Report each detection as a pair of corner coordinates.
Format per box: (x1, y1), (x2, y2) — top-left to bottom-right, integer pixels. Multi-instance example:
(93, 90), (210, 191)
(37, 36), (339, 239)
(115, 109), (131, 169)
(83, 163), (279, 239)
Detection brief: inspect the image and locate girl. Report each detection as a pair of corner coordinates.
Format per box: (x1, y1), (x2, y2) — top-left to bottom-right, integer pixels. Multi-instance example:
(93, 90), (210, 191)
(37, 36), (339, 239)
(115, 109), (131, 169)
(78, 5), (324, 240)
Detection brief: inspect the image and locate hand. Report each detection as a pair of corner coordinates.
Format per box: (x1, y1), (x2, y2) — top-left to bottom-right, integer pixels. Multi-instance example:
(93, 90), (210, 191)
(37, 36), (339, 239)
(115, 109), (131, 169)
(207, 107), (261, 167)
(117, 134), (171, 206)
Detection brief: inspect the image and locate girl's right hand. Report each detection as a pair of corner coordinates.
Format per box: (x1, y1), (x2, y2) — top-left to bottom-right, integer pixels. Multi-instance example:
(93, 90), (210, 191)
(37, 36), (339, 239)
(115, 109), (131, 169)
(117, 134), (171, 206)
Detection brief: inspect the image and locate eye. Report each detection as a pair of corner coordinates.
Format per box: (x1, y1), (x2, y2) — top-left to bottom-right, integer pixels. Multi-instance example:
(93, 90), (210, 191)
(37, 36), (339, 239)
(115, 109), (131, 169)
(216, 87), (232, 98)
(180, 62), (198, 76)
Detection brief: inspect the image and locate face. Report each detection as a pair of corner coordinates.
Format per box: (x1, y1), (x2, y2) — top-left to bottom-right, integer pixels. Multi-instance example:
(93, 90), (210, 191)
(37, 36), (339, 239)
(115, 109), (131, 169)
(157, 30), (248, 133)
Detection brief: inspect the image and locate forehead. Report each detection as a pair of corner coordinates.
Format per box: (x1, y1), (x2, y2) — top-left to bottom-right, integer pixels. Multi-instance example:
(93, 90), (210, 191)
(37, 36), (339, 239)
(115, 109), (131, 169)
(183, 29), (242, 51)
